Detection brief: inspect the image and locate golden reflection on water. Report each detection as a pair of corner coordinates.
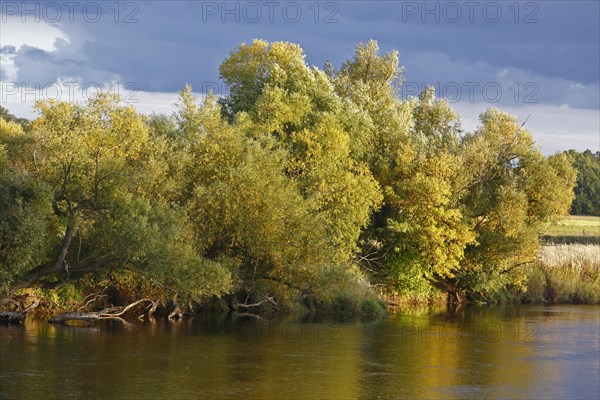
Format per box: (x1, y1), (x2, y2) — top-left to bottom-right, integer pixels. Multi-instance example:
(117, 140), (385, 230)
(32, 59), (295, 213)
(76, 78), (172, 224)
(1, 305), (598, 400)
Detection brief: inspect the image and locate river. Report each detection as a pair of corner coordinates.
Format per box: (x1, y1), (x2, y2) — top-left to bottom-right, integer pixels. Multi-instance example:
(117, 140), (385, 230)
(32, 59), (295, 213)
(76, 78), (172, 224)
(1, 305), (599, 399)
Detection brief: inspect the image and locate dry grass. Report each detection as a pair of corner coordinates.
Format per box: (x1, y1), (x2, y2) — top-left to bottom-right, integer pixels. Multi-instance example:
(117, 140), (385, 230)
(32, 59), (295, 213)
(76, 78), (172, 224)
(538, 244), (600, 268)
(524, 244), (600, 304)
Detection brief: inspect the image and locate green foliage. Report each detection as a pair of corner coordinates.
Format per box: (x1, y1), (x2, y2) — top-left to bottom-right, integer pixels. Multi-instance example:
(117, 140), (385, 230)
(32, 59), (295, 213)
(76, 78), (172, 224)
(0, 118), (57, 292)
(0, 39), (581, 313)
(310, 264), (386, 316)
(0, 175), (55, 292)
(186, 101), (328, 287)
(0, 106), (31, 130)
(456, 110), (576, 299)
(218, 39), (382, 263)
(24, 283), (85, 315)
(1, 95), (235, 304)
(565, 149), (600, 215)
(328, 44), (473, 297)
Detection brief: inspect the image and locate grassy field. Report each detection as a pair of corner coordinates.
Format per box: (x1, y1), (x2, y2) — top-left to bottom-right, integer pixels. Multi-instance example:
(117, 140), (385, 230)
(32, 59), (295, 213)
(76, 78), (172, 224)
(543, 215), (600, 244)
(545, 215), (600, 236)
(529, 216), (600, 303)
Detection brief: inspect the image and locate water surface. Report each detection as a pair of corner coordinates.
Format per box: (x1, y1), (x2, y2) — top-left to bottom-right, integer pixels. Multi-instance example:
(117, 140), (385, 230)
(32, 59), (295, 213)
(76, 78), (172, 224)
(1, 305), (599, 399)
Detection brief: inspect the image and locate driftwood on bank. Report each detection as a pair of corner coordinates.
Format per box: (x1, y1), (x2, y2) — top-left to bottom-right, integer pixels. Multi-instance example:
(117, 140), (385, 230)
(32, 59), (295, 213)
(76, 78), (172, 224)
(232, 295), (277, 312)
(0, 310), (26, 323)
(48, 299), (156, 324)
(0, 299), (40, 324)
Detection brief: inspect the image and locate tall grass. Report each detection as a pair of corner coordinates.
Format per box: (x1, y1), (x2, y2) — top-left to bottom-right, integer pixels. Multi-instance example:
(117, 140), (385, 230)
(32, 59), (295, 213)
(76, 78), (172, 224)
(524, 244), (600, 304)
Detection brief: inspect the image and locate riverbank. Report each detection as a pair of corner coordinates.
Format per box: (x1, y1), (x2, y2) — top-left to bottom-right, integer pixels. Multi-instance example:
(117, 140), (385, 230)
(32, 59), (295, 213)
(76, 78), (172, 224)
(2, 240), (599, 324)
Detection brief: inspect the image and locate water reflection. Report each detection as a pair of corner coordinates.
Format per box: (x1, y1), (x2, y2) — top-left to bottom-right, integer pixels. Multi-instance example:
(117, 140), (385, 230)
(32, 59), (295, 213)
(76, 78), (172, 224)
(1, 305), (598, 399)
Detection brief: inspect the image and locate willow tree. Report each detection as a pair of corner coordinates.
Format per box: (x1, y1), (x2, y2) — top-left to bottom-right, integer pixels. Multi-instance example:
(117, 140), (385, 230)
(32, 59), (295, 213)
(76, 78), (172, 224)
(0, 95), (232, 301)
(327, 40), (575, 301)
(0, 40), (578, 311)
(177, 94), (329, 304)
(0, 117), (55, 293)
(454, 109), (576, 300)
(327, 42), (472, 297)
(219, 40), (383, 262)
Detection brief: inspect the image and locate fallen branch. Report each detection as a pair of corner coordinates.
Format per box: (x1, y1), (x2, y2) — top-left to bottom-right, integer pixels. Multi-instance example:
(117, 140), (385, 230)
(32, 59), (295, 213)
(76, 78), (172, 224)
(48, 312), (102, 323)
(78, 287), (110, 311)
(49, 299), (155, 324)
(0, 310), (26, 323)
(232, 312), (264, 320)
(0, 299), (40, 324)
(168, 306), (184, 320)
(232, 294), (277, 311)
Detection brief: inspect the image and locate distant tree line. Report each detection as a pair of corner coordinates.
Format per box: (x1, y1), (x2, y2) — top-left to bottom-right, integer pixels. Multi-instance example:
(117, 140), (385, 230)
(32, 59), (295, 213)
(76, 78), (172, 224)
(564, 150), (600, 216)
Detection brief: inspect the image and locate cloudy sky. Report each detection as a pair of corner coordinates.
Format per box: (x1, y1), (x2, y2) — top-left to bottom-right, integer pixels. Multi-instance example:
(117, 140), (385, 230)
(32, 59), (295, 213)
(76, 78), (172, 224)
(1, 0), (598, 153)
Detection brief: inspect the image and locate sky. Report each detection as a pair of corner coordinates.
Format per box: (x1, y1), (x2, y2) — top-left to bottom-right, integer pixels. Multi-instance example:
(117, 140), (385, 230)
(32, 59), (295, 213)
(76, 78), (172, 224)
(0, 0), (598, 153)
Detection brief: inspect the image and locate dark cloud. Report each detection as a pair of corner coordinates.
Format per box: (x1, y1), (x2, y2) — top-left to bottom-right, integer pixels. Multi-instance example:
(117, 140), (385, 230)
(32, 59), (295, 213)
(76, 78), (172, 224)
(12, 44), (118, 84)
(3, 1), (599, 109)
(0, 46), (17, 55)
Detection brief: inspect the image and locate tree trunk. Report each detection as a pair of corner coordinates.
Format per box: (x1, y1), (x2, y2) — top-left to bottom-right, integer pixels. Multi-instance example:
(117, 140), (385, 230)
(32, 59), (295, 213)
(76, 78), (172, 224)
(0, 311), (26, 323)
(49, 299), (155, 324)
(7, 222), (75, 294)
(0, 299), (39, 323)
(3, 221), (118, 300)
(447, 290), (466, 304)
(48, 312), (100, 323)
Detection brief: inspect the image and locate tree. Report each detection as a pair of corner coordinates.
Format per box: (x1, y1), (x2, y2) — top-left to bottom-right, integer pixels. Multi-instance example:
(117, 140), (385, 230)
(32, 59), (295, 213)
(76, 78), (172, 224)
(455, 109), (576, 300)
(219, 39), (382, 262)
(327, 41), (576, 302)
(565, 149), (600, 215)
(0, 106), (30, 130)
(0, 94), (233, 302)
(185, 98), (329, 294)
(0, 118), (55, 293)
(0, 40), (580, 313)
(328, 43), (473, 298)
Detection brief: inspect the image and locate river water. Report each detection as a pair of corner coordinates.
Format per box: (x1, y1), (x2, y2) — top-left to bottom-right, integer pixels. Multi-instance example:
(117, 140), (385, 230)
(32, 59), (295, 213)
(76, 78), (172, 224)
(1, 305), (599, 399)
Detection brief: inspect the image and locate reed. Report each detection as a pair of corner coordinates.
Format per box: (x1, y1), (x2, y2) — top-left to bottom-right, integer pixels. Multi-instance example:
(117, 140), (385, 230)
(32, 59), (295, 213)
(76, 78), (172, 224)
(524, 244), (600, 303)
